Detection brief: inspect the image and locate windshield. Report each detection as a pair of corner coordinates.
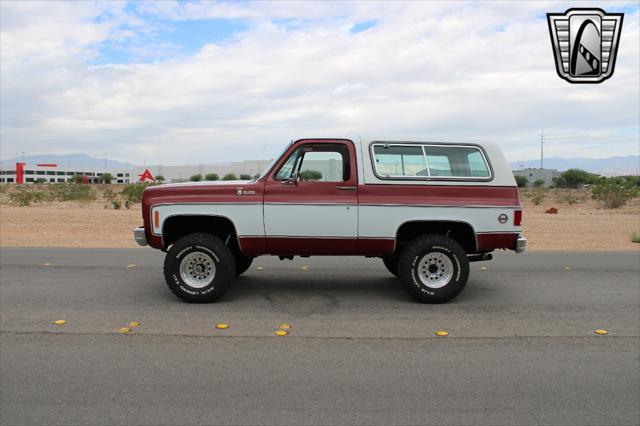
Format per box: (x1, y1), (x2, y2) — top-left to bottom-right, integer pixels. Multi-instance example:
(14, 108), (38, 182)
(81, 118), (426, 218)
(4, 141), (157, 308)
(255, 140), (293, 180)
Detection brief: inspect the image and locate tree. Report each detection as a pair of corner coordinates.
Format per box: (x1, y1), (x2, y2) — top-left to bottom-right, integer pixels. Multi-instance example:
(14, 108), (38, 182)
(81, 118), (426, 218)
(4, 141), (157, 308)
(222, 173), (237, 181)
(100, 173), (113, 184)
(533, 179), (545, 188)
(190, 174), (202, 182)
(239, 174), (252, 180)
(300, 170), (323, 181)
(514, 175), (528, 188)
(154, 175), (165, 182)
(204, 173), (219, 181)
(559, 168), (598, 188)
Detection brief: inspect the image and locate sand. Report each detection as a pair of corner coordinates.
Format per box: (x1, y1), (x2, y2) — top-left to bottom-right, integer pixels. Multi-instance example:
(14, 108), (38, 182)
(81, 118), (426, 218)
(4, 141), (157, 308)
(0, 188), (638, 251)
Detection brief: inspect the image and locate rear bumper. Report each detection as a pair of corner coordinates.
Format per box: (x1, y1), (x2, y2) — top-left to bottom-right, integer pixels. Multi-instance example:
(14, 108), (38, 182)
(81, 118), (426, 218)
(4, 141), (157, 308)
(133, 227), (148, 246)
(515, 235), (527, 253)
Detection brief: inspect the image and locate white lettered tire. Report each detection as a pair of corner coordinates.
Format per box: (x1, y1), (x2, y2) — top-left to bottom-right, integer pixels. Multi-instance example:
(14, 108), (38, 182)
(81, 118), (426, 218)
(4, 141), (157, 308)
(398, 234), (469, 303)
(163, 233), (236, 303)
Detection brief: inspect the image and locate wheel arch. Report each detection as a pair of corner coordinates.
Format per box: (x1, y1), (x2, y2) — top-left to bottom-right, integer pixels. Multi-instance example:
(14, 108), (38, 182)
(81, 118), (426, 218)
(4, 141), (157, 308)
(161, 214), (242, 253)
(394, 220), (477, 254)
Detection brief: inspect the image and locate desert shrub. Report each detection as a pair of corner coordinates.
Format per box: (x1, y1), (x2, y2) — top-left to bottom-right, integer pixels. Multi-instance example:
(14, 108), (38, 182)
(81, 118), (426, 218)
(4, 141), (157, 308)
(300, 170), (323, 181)
(111, 198), (122, 209)
(35, 178), (47, 184)
(239, 174), (253, 180)
(222, 173), (237, 181)
(121, 182), (153, 203)
(9, 188), (46, 206)
(514, 175), (528, 188)
(528, 188), (547, 205)
(190, 174), (202, 182)
(51, 184), (96, 202)
(562, 190), (580, 205)
(204, 173), (219, 181)
(533, 178), (545, 188)
(631, 233), (640, 244)
(591, 178), (639, 209)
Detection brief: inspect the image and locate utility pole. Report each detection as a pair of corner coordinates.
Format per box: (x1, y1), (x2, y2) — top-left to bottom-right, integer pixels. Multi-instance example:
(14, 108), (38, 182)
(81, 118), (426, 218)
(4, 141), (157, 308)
(540, 128), (544, 169)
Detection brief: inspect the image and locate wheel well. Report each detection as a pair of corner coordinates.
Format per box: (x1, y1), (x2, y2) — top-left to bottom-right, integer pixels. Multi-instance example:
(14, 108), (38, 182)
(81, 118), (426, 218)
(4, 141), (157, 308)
(162, 215), (240, 252)
(395, 221), (477, 254)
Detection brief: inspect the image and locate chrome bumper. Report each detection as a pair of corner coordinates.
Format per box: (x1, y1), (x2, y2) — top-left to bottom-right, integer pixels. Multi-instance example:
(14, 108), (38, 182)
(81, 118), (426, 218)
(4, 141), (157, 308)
(515, 236), (527, 253)
(133, 227), (148, 246)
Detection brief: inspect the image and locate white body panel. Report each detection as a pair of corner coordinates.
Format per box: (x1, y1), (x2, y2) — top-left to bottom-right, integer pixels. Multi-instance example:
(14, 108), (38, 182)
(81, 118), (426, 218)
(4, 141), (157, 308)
(264, 204), (358, 237)
(358, 205), (521, 238)
(151, 203), (263, 237)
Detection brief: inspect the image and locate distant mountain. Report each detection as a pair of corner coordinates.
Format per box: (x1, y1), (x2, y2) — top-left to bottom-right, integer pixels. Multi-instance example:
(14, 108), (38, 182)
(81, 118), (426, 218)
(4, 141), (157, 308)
(0, 154), (134, 170)
(510, 156), (639, 175)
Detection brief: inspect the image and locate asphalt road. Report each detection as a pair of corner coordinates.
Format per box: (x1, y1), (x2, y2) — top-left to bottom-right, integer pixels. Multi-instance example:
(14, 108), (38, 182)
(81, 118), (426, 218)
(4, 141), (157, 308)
(0, 248), (638, 425)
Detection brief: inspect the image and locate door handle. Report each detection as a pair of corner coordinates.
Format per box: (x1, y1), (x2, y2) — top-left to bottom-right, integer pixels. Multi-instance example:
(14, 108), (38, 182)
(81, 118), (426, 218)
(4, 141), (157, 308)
(336, 186), (356, 191)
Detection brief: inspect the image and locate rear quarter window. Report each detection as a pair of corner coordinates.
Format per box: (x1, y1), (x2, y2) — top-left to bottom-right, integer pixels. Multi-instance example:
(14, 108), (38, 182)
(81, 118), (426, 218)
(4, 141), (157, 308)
(371, 143), (492, 180)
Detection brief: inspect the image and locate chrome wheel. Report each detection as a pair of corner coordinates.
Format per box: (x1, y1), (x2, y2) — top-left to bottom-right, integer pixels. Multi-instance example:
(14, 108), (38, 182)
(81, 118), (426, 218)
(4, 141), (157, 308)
(179, 251), (216, 288)
(417, 252), (453, 289)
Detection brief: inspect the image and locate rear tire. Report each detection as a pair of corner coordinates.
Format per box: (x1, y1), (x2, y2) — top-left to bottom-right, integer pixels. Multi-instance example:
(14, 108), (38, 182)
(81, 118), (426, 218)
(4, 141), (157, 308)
(397, 234), (469, 303)
(163, 233), (236, 303)
(382, 256), (399, 277)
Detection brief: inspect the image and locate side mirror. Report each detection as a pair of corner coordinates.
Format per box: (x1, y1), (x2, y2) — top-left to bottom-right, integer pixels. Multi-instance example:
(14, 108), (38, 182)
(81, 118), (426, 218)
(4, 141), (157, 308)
(282, 171), (300, 186)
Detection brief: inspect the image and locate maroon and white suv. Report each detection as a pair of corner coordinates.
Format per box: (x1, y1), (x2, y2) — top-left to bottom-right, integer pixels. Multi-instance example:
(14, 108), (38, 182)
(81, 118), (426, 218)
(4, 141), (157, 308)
(135, 138), (525, 303)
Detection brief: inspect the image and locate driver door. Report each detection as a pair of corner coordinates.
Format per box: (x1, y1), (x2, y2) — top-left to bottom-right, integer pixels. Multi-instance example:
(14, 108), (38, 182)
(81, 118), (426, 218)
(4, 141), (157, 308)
(263, 140), (358, 255)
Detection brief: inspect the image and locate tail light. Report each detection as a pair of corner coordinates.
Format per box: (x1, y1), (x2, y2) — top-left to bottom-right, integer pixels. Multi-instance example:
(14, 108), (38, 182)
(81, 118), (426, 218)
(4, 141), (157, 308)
(514, 210), (523, 226)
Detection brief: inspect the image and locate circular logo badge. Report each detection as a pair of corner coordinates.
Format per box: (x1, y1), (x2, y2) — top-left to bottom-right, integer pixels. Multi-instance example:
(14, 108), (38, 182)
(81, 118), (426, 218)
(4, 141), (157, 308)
(498, 213), (508, 224)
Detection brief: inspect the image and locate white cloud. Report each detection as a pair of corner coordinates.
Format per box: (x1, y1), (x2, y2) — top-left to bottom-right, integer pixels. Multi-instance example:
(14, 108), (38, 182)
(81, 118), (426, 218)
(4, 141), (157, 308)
(1, 1), (638, 165)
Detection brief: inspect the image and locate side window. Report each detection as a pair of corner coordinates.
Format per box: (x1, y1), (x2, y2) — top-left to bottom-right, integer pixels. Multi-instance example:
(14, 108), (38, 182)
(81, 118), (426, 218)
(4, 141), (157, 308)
(373, 145), (427, 177)
(372, 143), (491, 179)
(299, 151), (344, 182)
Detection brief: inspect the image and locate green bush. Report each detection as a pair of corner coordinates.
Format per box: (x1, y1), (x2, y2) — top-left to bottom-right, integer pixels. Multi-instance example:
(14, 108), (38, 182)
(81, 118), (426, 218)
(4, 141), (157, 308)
(100, 173), (113, 184)
(121, 182), (153, 203)
(222, 173), (237, 181)
(239, 174), (253, 180)
(514, 175), (528, 188)
(204, 173), (219, 181)
(155, 175), (165, 182)
(300, 170), (323, 181)
(591, 178), (639, 209)
(190, 174), (202, 182)
(631, 232), (640, 244)
(533, 178), (545, 188)
(558, 169), (598, 188)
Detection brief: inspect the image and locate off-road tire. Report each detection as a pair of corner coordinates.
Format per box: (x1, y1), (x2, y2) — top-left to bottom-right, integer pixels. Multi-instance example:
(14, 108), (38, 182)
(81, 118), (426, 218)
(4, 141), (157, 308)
(163, 233), (236, 303)
(382, 256), (399, 277)
(235, 255), (254, 276)
(398, 234), (469, 303)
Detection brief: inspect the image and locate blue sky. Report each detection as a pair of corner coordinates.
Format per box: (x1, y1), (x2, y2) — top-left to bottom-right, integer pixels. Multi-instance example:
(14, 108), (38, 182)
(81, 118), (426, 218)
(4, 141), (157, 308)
(1, 1), (638, 165)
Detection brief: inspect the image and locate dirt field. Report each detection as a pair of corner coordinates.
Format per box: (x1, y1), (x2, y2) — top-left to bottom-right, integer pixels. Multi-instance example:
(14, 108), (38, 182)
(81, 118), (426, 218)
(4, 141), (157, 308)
(0, 187), (638, 251)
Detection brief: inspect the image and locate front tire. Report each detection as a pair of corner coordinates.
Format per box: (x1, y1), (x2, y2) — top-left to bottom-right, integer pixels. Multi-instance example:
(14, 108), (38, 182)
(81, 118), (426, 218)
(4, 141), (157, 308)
(164, 233), (236, 303)
(397, 234), (469, 303)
